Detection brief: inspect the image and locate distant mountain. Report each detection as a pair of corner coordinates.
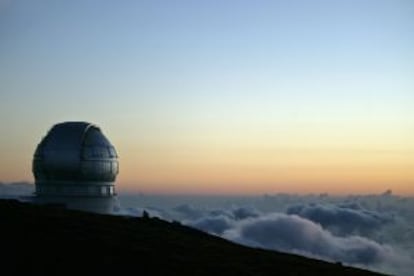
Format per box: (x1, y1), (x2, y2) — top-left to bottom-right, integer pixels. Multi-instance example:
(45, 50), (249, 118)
(0, 200), (385, 276)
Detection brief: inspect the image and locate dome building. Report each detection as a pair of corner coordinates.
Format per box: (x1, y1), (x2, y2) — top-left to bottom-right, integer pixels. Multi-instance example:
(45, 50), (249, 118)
(33, 122), (119, 213)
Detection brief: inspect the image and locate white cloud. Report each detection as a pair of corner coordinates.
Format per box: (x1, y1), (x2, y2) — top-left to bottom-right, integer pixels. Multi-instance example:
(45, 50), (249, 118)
(286, 203), (394, 236)
(223, 213), (399, 266)
(189, 215), (233, 235)
(0, 182), (34, 198)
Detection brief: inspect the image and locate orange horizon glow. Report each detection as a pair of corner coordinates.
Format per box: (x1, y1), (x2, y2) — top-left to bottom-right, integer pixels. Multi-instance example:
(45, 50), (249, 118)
(1, 125), (413, 196)
(114, 147), (413, 196)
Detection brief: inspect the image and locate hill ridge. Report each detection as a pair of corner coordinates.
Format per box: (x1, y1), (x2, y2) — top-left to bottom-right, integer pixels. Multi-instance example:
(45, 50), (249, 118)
(0, 199), (385, 275)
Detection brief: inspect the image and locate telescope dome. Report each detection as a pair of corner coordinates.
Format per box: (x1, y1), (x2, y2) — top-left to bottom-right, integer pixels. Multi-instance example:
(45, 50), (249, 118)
(33, 122), (118, 200)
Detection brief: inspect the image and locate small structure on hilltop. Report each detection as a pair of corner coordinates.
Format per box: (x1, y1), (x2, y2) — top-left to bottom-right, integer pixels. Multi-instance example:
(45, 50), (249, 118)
(32, 121), (119, 213)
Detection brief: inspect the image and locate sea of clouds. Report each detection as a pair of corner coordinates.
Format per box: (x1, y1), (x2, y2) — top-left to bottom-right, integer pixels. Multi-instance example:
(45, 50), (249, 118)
(2, 182), (414, 275)
(117, 191), (414, 275)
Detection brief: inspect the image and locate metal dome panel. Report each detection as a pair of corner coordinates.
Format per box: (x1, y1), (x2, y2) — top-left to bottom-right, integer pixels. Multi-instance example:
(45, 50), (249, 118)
(33, 122), (118, 198)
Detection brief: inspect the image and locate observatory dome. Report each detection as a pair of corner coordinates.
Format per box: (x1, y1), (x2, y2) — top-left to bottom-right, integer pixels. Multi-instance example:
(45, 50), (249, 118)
(33, 122), (119, 212)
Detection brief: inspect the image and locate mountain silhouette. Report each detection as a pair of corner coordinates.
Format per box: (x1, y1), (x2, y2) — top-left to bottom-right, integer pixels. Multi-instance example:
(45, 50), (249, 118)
(0, 200), (385, 276)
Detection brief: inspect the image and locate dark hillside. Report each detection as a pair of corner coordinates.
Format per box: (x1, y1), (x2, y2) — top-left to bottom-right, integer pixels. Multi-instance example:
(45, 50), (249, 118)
(0, 200), (385, 276)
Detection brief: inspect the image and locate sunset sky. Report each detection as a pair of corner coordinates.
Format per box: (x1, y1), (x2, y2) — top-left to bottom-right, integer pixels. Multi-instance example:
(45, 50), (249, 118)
(1, 0), (413, 195)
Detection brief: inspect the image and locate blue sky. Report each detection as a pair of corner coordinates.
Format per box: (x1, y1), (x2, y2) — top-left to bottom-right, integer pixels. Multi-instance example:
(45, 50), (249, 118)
(0, 0), (413, 194)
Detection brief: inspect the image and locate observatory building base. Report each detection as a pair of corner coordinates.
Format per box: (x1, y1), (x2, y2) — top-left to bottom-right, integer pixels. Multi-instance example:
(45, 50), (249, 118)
(34, 195), (120, 214)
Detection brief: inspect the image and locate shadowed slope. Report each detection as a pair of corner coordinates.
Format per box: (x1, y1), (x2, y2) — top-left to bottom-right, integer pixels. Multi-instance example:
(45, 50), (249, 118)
(0, 200), (386, 276)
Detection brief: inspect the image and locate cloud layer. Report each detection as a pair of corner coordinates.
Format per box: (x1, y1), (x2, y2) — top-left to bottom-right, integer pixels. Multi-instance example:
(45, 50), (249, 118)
(1, 182), (413, 275)
(0, 182), (34, 198)
(115, 193), (414, 275)
(224, 213), (398, 265)
(286, 203), (394, 236)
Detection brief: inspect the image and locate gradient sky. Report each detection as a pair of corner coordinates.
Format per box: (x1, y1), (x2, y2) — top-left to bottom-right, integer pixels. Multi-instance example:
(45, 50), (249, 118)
(1, 0), (413, 195)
